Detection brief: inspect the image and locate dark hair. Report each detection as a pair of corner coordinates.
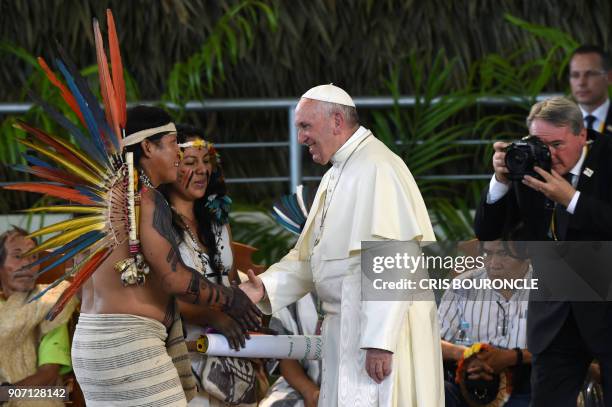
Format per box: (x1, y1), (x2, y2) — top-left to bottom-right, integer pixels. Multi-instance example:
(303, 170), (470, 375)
(571, 45), (611, 71)
(124, 105), (174, 165)
(0, 226), (30, 267)
(478, 223), (530, 260)
(162, 125), (229, 282)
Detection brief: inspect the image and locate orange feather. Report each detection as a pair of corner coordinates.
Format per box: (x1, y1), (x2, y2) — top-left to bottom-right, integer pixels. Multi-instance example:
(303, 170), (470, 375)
(47, 248), (110, 320)
(27, 166), (84, 186)
(37, 57), (86, 127)
(93, 19), (121, 145)
(106, 9), (126, 130)
(2, 183), (98, 205)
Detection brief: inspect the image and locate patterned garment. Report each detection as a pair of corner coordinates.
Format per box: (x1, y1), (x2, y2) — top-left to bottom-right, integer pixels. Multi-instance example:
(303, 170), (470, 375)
(181, 223), (257, 407)
(72, 314), (191, 407)
(259, 293), (321, 407)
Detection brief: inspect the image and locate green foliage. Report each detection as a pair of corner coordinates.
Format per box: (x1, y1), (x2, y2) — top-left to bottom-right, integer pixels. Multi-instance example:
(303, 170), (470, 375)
(164, 0), (277, 118)
(229, 209), (296, 266)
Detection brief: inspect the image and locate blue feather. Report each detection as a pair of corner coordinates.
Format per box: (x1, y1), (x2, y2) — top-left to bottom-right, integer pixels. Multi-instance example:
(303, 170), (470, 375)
(74, 186), (104, 202)
(22, 154), (53, 169)
(27, 91), (107, 164)
(54, 45), (120, 151)
(271, 211), (301, 235)
(55, 60), (107, 157)
(27, 274), (68, 303)
(34, 231), (103, 279)
(27, 230), (102, 270)
(281, 195), (305, 224)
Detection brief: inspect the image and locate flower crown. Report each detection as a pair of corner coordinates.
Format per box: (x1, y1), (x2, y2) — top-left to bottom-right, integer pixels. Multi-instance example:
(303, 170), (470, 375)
(178, 137), (221, 163)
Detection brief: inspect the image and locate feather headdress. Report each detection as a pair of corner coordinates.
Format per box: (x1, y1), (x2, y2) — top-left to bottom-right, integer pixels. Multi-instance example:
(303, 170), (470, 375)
(2, 10), (136, 320)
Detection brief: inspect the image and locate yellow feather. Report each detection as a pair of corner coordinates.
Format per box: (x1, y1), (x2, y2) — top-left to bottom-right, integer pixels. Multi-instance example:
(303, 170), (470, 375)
(13, 122), (108, 177)
(25, 223), (106, 256)
(17, 139), (102, 187)
(27, 215), (106, 238)
(46, 132), (108, 177)
(21, 206), (105, 214)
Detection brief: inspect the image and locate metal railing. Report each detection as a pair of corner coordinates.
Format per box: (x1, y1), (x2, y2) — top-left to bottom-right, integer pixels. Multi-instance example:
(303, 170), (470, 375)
(0, 93), (562, 192)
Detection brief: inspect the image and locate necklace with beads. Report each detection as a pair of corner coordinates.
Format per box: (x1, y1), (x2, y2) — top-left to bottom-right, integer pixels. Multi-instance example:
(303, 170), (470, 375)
(177, 212), (210, 273)
(139, 172), (154, 189)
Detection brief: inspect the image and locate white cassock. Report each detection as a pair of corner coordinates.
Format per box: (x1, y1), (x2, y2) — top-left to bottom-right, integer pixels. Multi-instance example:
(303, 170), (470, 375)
(259, 126), (444, 407)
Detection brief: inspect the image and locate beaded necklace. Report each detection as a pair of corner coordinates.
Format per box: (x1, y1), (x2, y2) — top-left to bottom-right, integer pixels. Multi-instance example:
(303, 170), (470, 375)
(177, 212), (210, 274)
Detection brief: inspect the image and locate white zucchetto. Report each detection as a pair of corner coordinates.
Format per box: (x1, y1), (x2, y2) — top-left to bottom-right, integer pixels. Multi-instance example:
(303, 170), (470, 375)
(301, 84), (355, 107)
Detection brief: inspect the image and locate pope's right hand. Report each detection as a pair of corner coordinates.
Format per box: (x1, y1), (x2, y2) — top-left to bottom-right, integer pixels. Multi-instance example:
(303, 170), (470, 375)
(239, 269), (265, 304)
(492, 141), (511, 185)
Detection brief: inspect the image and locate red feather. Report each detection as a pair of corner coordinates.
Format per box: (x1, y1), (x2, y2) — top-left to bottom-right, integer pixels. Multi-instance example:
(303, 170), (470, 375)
(17, 121), (84, 169)
(37, 57), (86, 127)
(93, 19), (121, 146)
(107, 9), (126, 130)
(27, 166), (84, 186)
(2, 183), (98, 205)
(47, 248), (110, 320)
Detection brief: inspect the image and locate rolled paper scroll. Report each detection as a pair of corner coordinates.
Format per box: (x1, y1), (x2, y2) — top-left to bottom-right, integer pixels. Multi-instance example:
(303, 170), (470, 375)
(196, 334), (323, 360)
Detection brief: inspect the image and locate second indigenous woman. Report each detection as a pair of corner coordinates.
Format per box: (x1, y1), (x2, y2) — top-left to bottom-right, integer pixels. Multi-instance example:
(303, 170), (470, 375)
(163, 125), (261, 406)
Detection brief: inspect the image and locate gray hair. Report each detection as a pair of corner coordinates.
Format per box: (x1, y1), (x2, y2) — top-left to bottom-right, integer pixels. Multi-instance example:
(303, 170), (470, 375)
(0, 226), (29, 267)
(317, 101), (360, 128)
(526, 96), (584, 135)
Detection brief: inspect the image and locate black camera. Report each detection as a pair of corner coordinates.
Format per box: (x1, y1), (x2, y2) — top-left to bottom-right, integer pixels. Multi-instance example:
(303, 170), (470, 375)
(504, 136), (552, 181)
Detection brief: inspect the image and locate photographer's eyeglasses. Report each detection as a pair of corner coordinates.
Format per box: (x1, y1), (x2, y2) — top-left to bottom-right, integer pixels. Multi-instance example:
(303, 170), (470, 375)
(569, 70), (607, 80)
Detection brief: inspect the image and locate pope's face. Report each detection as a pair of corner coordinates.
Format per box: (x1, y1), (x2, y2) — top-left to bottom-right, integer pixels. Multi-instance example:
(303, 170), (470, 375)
(529, 119), (586, 176)
(295, 98), (338, 165)
(0, 233), (39, 297)
(569, 52), (611, 110)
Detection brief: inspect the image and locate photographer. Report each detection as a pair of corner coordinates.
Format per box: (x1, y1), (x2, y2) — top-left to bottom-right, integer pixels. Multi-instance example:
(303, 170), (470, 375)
(474, 96), (612, 407)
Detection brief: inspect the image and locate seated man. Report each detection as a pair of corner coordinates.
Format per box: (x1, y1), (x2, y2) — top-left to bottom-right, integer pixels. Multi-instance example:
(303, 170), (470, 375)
(260, 292), (321, 407)
(438, 239), (532, 407)
(0, 227), (78, 406)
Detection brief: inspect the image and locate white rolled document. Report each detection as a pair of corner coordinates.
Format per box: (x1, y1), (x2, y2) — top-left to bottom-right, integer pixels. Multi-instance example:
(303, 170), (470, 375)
(196, 334), (323, 360)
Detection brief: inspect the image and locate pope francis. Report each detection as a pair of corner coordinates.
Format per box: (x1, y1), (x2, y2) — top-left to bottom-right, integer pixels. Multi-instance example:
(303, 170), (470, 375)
(240, 84), (444, 406)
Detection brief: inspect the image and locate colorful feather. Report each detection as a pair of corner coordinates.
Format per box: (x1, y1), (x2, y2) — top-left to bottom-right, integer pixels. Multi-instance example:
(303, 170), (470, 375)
(106, 9), (127, 131)
(22, 222), (106, 256)
(46, 248), (111, 320)
(16, 139), (101, 186)
(15, 121), (106, 177)
(20, 206), (105, 214)
(27, 215), (105, 239)
(1, 183), (99, 206)
(32, 231), (104, 279)
(27, 91), (108, 165)
(10, 164), (84, 187)
(54, 44), (119, 153)
(55, 60), (107, 156)
(26, 230), (104, 271)
(23, 154), (53, 169)
(37, 57), (86, 127)
(93, 18), (121, 147)
(28, 245), (108, 305)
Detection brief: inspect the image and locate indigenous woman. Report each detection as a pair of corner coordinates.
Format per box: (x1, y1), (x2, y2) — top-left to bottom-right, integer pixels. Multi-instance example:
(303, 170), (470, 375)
(163, 125), (260, 406)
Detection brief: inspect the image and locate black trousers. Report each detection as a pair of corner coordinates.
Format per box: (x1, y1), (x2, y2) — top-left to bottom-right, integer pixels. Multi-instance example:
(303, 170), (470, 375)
(530, 310), (612, 407)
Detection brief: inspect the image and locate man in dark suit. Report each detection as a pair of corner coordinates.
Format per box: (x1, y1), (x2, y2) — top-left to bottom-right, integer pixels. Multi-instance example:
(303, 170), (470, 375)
(475, 96), (612, 406)
(569, 45), (612, 136)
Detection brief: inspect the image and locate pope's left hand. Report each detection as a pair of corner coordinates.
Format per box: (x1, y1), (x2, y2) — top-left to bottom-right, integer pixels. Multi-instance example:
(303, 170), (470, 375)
(522, 167), (576, 207)
(365, 348), (393, 383)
